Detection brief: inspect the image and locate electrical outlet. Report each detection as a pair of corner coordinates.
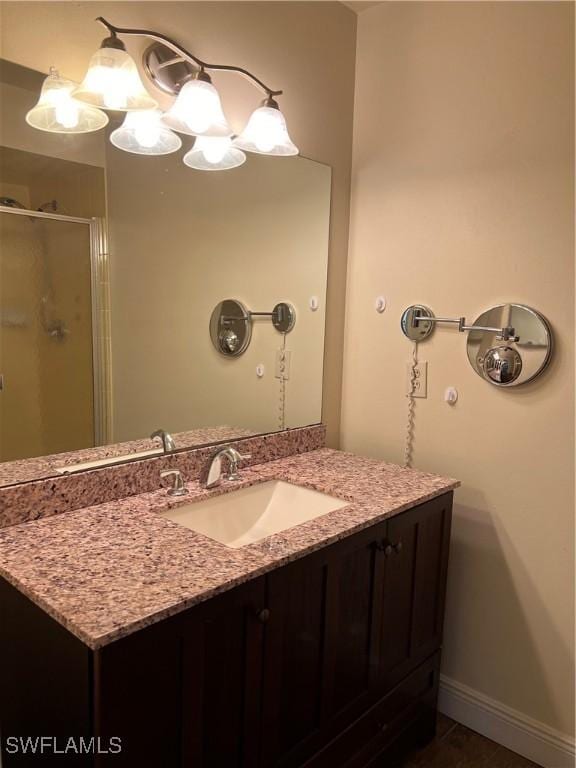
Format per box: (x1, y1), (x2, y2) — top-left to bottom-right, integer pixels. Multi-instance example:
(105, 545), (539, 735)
(406, 361), (427, 398)
(275, 350), (291, 380)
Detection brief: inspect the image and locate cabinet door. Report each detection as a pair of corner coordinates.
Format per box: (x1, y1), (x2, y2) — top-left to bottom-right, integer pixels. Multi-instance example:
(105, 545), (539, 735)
(181, 577), (267, 768)
(95, 617), (184, 768)
(96, 576), (266, 768)
(260, 525), (385, 768)
(378, 493), (452, 692)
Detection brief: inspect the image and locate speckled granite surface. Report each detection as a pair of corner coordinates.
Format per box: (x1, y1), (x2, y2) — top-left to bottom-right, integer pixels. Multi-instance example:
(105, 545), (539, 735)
(0, 425), (258, 487)
(0, 425), (325, 528)
(0, 449), (458, 650)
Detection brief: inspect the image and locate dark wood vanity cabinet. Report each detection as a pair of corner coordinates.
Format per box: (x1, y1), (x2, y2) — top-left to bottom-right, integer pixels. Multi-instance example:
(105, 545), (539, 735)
(0, 493), (452, 768)
(260, 491), (452, 768)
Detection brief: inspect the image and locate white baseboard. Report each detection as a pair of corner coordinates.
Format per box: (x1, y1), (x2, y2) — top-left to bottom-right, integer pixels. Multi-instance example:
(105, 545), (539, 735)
(438, 675), (575, 768)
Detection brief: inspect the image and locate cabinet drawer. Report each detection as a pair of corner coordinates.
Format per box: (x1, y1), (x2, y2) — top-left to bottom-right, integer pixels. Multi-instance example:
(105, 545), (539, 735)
(303, 653), (440, 768)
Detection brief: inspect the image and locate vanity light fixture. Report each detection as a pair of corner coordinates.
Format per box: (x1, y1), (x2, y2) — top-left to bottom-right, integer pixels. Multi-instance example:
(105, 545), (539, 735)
(110, 109), (182, 155)
(25, 68), (109, 133)
(26, 17), (299, 168)
(234, 97), (298, 156)
(73, 32), (158, 111)
(183, 136), (246, 171)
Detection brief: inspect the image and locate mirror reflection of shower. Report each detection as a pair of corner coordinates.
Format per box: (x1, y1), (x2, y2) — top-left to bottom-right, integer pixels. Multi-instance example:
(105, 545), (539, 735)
(0, 203), (102, 461)
(0, 197), (69, 341)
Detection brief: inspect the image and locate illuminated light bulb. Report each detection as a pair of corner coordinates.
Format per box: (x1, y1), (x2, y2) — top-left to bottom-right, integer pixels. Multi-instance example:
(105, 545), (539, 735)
(202, 137), (229, 164)
(133, 114), (162, 148)
(161, 74), (231, 137)
(25, 68), (108, 134)
(83, 63), (131, 110)
(73, 38), (158, 112)
(250, 110), (278, 153)
(110, 110), (182, 155)
(234, 99), (298, 157)
(55, 100), (79, 128)
(183, 136), (246, 171)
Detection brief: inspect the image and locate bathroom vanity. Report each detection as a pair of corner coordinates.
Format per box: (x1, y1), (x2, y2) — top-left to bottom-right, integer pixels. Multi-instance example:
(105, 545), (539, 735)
(0, 448), (457, 768)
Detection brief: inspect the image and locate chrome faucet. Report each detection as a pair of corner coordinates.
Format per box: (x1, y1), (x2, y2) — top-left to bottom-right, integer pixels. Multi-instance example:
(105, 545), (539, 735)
(202, 446), (251, 489)
(160, 469), (188, 496)
(151, 429), (176, 453)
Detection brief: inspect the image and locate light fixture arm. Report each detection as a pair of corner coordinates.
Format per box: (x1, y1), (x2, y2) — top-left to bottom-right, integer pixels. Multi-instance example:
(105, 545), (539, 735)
(95, 17), (283, 97)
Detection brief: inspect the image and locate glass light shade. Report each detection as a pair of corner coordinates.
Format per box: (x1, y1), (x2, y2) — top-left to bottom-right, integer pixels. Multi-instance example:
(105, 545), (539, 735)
(110, 109), (182, 155)
(183, 136), (246, 171)
(161, 79), (231, 137)
(73, 45), (158, 111)
(25, 70), (109, 134)
(234, 104), (298, 156)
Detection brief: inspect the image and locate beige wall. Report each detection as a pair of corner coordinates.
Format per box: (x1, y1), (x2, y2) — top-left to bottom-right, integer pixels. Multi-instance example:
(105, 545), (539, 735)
(0, 0), (357, 446)
(107, 150), (330, 441)
(342, 0), (574, 739)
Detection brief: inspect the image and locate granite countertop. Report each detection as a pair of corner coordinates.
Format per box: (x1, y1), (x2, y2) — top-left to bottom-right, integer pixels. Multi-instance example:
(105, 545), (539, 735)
(0, 425), (256, 487)
(0, 449), (458, 650)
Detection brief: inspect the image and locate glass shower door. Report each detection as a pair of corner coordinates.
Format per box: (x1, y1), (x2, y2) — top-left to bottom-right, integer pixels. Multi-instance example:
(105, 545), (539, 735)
(0, 210), (95, 462)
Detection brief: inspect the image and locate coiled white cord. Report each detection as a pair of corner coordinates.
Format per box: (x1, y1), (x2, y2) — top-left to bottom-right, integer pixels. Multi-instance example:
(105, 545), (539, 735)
(404, 341), (419, 468)
(278, 333), (287, 430)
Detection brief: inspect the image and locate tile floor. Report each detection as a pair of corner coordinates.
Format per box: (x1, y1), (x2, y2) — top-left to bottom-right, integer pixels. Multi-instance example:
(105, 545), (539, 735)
(398, 715), (540, 767)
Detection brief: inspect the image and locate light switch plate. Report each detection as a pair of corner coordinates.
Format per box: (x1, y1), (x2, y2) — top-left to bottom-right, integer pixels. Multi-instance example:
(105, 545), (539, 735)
(406, 361), (427, 398)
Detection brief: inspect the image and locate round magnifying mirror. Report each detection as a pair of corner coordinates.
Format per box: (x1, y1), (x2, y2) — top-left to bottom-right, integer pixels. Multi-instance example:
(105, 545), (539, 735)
(467, 304), (552, 387)
(210, 299), (251, 357)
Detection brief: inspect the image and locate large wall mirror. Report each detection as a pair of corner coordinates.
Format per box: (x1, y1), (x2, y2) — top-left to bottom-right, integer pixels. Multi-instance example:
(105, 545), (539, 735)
(0, 59), (331, 485)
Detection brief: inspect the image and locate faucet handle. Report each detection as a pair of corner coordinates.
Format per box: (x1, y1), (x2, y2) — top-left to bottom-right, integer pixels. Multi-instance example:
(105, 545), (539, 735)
(227, 447), (251, 461)
(160, 469), (188, 497)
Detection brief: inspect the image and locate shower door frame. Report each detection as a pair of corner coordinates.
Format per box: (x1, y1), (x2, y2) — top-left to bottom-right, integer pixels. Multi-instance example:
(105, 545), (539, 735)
(0, 205), (112, 447)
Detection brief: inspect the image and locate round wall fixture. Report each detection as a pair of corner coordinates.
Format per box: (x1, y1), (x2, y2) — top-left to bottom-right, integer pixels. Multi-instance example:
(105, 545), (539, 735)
(467, 304), (552, 387)
(400, 304), (435, 341)
(209, 299), (251, 357)
(271, 302), (296, 333)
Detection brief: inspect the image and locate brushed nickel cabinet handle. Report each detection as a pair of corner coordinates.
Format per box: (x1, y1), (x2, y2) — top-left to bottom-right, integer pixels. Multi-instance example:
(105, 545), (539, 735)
(376, 540), (393, 557)
(256, 608), (271, 624)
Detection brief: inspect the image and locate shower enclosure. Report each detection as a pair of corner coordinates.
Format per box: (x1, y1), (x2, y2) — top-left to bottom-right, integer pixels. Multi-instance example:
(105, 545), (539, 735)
(0, 205), (110, 463)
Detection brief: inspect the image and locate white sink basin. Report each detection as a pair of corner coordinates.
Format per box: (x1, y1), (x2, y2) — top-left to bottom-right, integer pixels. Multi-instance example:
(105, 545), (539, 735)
(159, 480), (349, 548)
